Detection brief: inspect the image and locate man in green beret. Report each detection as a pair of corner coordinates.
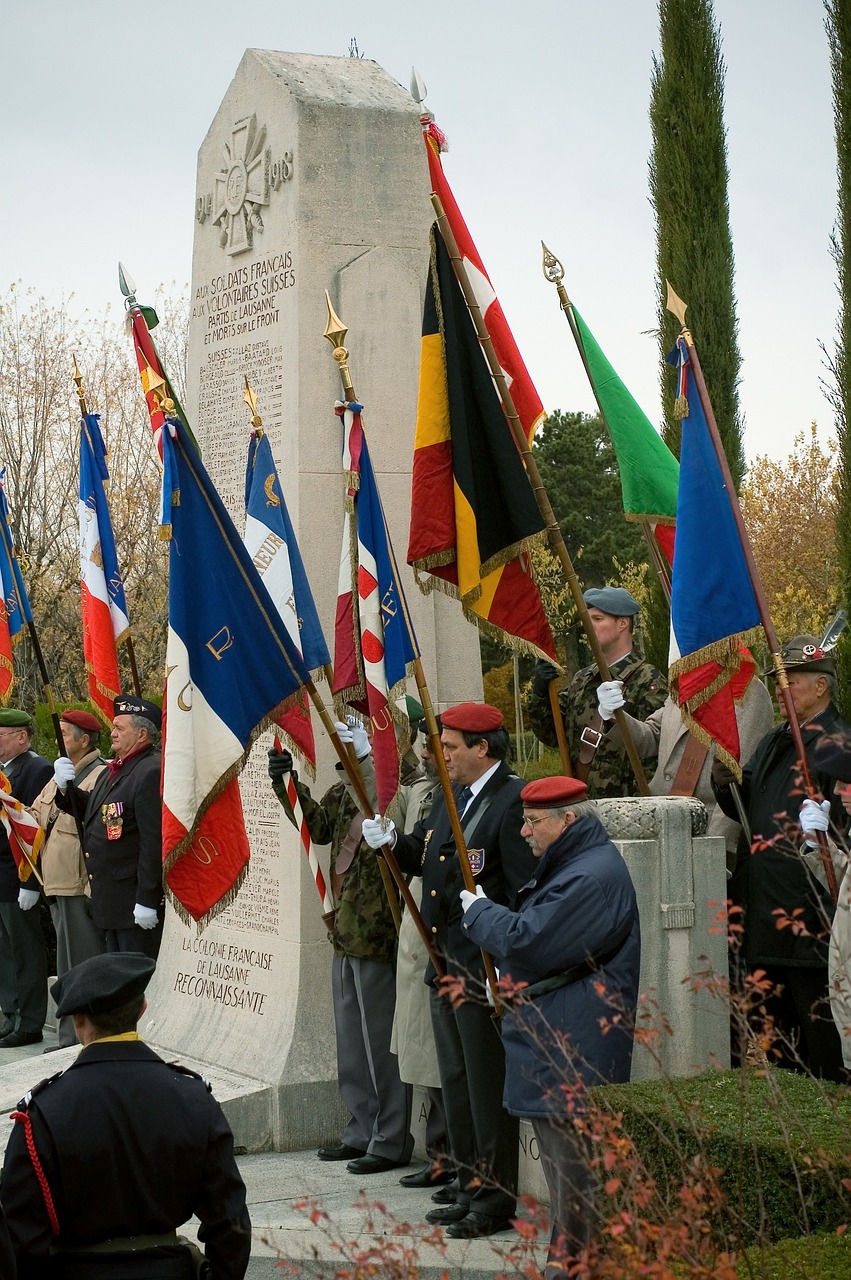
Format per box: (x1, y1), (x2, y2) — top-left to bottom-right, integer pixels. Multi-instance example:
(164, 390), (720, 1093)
(0, 708), (52, 1048)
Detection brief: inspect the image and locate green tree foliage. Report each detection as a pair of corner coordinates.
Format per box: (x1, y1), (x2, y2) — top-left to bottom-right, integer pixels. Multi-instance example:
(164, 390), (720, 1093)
(649, 0), (745, 490)
(826, 0), (851, 717)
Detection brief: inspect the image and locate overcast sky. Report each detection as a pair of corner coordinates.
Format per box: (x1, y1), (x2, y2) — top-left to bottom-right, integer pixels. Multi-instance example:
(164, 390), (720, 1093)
(1, 1), (839, 464)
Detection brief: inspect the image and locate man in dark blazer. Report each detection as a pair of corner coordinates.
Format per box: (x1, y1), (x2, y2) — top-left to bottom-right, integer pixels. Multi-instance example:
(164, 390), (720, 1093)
(55, 696), (164, 959)
(0, 708), (53, 1048)
(1, 951), (251, 1278)
(363, 702), (536, 1239)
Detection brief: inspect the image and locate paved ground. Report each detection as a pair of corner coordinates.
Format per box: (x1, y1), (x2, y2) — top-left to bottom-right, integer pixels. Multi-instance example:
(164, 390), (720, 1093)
(0, 1029), (548, 1278)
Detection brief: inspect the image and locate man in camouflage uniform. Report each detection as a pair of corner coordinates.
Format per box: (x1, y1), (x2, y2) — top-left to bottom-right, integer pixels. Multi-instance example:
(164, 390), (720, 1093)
(527, 586), (666, 798)
(268, 730), (412, 1175)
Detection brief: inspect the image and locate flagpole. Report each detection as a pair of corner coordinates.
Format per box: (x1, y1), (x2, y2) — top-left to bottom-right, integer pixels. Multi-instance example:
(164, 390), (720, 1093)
(73, 361), (142, 699)
(325, 292), (504, 1006)
(666, 284), (839, 903)
(431, 196), (650, 795)
(540, 245), (673, 603)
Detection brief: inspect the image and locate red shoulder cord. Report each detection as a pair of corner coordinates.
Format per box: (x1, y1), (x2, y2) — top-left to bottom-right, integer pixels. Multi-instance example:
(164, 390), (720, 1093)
(10, 1109), (60, 1236)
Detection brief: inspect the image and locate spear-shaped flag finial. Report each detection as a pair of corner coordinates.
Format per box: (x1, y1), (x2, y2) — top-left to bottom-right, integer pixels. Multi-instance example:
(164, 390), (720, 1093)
(666, 280), (689, 331)
(410, 66), (427, 109)
(118, 261), (137, 308)
(243, 376), (263, 431)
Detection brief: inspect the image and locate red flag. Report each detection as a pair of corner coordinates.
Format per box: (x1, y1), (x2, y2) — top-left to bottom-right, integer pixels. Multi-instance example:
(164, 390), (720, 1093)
(0, 772), (44, 883)
(422, 116), (545, 444)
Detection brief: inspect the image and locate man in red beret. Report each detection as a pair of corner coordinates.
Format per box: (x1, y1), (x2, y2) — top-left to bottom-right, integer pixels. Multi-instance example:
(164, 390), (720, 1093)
(27, 710), (107, 1048)
(460, 776), (640, 1277)
(363, 702), (537, 1239)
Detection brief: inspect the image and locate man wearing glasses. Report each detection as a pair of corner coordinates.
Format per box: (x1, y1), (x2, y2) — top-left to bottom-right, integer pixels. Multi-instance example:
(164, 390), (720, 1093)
(0, 708), (53, 1048)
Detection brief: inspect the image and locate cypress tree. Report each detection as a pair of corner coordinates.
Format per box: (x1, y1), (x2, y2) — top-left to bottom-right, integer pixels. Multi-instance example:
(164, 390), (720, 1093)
(826, 0), (851, 715)
(649, 0), (745, 490)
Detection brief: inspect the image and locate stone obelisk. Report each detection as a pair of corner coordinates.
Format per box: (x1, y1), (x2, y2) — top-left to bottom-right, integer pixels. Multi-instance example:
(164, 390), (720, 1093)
(140, 51), (483, 1153)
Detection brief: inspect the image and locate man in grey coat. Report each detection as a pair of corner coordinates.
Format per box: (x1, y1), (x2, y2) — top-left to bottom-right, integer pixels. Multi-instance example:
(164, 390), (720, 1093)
(461, 775), (640, 1278)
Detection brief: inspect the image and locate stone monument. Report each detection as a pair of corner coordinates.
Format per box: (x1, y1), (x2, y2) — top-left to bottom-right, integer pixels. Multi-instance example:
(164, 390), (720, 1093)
(140, 51), (483, 1152)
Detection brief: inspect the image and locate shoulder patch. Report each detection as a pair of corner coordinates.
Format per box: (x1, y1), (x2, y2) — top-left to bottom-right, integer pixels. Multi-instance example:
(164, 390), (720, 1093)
(167, 1061), (212, 1092)
(18, 1071), (64, 1109)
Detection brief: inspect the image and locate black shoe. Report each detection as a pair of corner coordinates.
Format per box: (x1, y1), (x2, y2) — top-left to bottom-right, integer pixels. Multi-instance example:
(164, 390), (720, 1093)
(445, 1211), (515, 1239)
(425, 1202), (469, 1225)
(317, 1143), (365, 1162)
(346, 1153), (408, 1175)
(431, 1181), (459, 1205)
(0, 1030), (42, 1048)
(42, 1045), (67, 1054)
(399, 1164), (456, 1189)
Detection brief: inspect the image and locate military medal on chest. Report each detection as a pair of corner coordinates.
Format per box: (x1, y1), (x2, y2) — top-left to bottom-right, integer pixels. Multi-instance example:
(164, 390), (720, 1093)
(102, 801), (124, 841)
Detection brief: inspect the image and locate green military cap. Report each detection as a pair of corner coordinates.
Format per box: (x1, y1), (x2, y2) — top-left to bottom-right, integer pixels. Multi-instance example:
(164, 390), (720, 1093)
(583, 587), (640, 618)
(0, 708), (32, 728)
(766, 634), (836, 677)
(52, 952), (156, 1019)
(405, 694), (424, 722)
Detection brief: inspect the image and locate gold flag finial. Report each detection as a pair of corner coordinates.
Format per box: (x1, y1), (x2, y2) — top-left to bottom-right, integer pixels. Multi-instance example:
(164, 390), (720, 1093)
(666, 281), (688, 329)
(72, 355), (88, 418)
(324, 291), (354, 398)
(541, 242), (565, 288)
(243, 376), (263, 432)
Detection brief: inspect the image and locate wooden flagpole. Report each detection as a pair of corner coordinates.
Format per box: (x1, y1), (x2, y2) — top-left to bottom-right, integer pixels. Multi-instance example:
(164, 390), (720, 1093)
(431, 197), (650, 795)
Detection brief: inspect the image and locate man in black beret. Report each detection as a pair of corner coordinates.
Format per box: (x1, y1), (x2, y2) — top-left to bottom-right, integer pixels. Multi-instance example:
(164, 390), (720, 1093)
(0, 708), (53, 1049)
(54, 697), (164, 959)
(712, 635), (851, 1079)
(0, 952), (251, 1278)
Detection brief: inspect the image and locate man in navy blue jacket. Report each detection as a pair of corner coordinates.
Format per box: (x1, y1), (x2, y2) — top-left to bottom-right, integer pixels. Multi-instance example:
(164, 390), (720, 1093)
(462, 775), (640, 1278)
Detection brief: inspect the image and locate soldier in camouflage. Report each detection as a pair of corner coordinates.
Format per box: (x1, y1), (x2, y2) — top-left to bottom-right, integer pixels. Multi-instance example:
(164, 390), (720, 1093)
(268, 726), (412, 1175)
(527, 586), (666, 798)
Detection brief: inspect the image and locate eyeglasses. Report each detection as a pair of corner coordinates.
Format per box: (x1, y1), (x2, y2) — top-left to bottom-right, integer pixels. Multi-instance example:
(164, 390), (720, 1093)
(522, 814), (551, 829)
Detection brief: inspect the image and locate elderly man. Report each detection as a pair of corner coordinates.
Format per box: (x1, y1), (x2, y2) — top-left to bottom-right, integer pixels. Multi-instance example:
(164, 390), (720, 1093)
(527, 587), (665, 796)
(1, 951), (251, 1278)
(461, 775), (640, 1277)
(363, 702), (537, 1239)
(0, 708), (53, 1049)
(712, 635), (850, 1079)
(55, 696), (164, 960)
(28, 709), (106, 1049)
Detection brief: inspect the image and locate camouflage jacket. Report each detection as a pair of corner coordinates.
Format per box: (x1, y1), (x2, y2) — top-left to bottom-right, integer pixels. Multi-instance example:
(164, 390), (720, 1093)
(527, 651), (667, 798)
(272, 768), (398, 965)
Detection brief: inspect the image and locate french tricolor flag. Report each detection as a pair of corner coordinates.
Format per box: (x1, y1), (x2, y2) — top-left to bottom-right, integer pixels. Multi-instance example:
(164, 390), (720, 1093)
(79, 414), (130, 726)
(159, 416), (311, 928)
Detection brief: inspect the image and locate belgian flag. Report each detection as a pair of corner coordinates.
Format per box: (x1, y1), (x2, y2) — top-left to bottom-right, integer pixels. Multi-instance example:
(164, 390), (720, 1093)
(408, 224), (557, 662)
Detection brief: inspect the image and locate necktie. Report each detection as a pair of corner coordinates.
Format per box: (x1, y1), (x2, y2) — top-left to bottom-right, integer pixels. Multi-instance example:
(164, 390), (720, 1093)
(457, 786), (473, 814)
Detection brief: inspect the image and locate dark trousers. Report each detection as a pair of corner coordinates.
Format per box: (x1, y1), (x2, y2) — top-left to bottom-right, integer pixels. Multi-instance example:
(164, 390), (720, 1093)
(756, 964), (844, 1081)
(0, 900), (47, 1035)
(50, 896), (105, 1046)
(429, 985), (517, 1218)
(105, 921), (163, 961)
(532, 1115), (598, 1278)
(424, 1085), (452, 1165)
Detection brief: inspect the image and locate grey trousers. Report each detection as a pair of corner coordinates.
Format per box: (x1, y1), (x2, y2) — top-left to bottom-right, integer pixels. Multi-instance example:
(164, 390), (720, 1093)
(49, 896), (105, 1046)
(332, 953), (413, 1161)
(0, 899), (47, 1035)
(531, 1115), (598, 1278)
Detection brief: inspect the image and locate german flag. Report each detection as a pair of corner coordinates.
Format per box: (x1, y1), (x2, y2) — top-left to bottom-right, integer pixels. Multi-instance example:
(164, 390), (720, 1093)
(408, 224), (557, 662)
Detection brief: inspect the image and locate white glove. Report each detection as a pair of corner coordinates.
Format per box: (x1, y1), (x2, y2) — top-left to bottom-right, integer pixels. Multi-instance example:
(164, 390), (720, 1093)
(53, 756), (76, 791)
(460, 885), (487, 913)
(361, 815), (396, 849)
(800, 798), (831, 844)
(335, 719), (371, 760)
(18, 888), (39, 911)
(133, 903), (159, 930)
(596, 680), (625, 719)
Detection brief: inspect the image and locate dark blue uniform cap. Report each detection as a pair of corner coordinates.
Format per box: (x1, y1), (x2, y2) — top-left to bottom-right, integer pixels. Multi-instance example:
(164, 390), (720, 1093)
(52, 952), (156, 1018)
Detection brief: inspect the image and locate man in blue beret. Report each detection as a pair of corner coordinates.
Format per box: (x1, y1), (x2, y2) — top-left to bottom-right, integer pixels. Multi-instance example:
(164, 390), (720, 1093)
(0, 708), (53, 1049)
(54, 697), (164, 959)
(527, 587), (666, 797)
(1, 952), (251, 1277)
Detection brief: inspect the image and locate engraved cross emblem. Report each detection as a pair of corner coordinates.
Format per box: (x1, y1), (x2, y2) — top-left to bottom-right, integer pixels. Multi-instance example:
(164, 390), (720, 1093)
(213, 116), (270, 256)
